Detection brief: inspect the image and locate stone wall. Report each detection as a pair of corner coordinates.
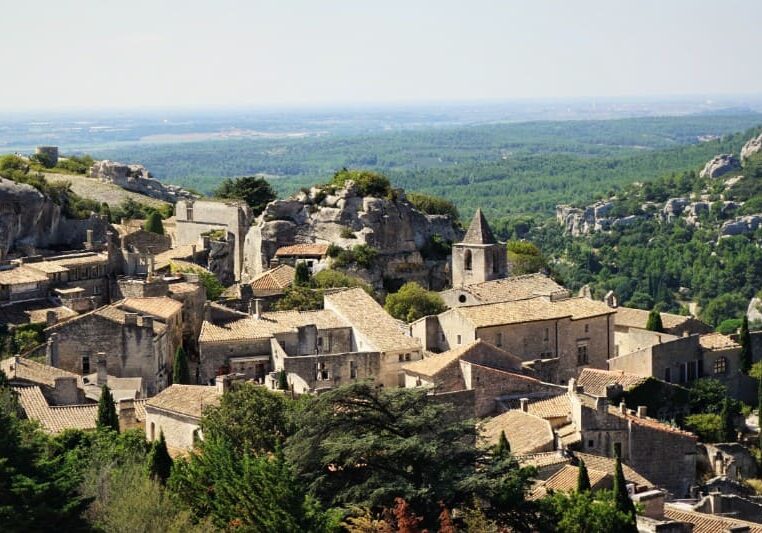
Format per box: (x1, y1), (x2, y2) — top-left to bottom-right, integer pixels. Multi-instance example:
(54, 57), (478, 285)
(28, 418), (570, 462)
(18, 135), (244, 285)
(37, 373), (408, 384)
(278, 351), (382, 393)
(145, 407), (200, 451)
(451, 242), (506, 288)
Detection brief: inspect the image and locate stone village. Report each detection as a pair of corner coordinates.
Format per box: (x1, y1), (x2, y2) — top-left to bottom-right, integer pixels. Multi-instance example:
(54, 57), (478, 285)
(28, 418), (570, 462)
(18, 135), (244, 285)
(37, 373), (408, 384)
(6, 156), (762, 531)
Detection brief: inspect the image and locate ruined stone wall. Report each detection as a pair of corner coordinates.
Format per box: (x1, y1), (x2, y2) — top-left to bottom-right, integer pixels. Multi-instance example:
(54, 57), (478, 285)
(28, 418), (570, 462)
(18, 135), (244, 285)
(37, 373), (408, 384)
(199, 338), (271, 384)
(281, 351), (382, 393)
(629, 421), (697, 498)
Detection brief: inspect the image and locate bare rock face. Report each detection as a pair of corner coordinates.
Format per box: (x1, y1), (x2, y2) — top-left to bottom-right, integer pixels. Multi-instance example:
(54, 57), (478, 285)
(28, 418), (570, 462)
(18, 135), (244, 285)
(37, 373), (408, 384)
(243, 182), (462, 289)
(90, 160), (196, 203)
(720, 214), (762, 236)
(741, 133), (762, 161)
(0, 178), (61, 259)
(699, 154), (741, 179)
(556, 201), (614, 236)
(207, 237), (235, 286)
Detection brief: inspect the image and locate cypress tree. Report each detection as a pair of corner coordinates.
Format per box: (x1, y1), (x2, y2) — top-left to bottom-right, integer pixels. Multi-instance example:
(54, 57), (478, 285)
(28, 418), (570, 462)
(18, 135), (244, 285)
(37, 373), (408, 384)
(645, 309), (664, 332)
(172, 346), (191, 385)
(495, 429), (510, 457)
(576, 459), (591, 492)
(758, 375), (762, 450)
(144, 211), (164, 235)
(740, 316), (752, 374)
(278, 370), (289, 391)
(146, 430), (173, 484)
(613, 450), (637, 531)
(294, 261), (311, 286)
(721, 397), (735, 442)
(96, 385), (119, 432)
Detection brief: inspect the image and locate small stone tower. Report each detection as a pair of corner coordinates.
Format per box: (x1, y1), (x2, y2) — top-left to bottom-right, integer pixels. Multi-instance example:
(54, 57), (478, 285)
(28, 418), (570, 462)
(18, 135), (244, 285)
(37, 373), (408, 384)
(452, 208), (507, 287)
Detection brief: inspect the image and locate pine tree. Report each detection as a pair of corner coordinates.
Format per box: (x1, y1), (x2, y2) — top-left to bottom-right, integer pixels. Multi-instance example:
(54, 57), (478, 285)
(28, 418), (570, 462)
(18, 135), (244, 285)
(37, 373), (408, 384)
(495, 430), (510, 457)
(144, 211), (164, 235)
(613, 450), (637, 531)
(278, 369), (289, 391)
(294, 261), (311, 286)
(146, 431), (173, 484)
(172, 346), (191, 385)
(576, 459), (591, 492)
(96, 384), (119, 432)
(645, 309), (664, 332)
(740, 316), (752, 374)
(721, 396), (735, 442)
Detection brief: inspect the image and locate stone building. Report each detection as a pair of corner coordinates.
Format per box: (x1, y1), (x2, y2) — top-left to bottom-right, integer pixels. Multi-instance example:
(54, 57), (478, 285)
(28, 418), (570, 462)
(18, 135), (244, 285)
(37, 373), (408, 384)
(198, 287), (421, 391)
(410, 294), (616, 384)
(440, 272), (567, 308)
(451, 208), (508, 288)
(270, 244), (330, 274)
(175, 199), (251, 281)
(613, 306), (712, 356)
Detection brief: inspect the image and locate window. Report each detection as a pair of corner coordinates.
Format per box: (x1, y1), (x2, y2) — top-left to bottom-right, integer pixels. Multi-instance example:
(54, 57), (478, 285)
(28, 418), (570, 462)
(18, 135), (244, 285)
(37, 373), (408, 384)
(458, 294), (467, 303)
(679, 363), (687, 384)
(584, 324), (589, 333)
(457, 335), (462, 345)
(492, 249), (500, 274)
(316, 362), (329, 381)
(587, 440), (594, 448)
(664, 367), (671, 383)
(398, 353), (404, 362)
(317, 337), (323, 348)
(464, 249), (472, 271)
(186, 206), (194, 221)
(576, 344), (588, 365)
(496, 333), (502, 347)
(350, 361), (357, 379)
(93, 285), (101, 295)
(404, 353), (411, 361)
(544, 328), (549, 341)
(713, 356), (727, 374)
(82, 356), (90, 374)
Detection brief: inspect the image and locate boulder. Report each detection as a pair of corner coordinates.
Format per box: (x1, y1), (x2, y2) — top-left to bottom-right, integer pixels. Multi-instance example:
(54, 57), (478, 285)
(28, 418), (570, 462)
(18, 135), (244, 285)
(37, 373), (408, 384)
(663, 198), (690, 220)
(720, 215), (762, 237)
(699, 154), (741, 179)
(741, 133), (762, 161)
(90, 160), (196, 203)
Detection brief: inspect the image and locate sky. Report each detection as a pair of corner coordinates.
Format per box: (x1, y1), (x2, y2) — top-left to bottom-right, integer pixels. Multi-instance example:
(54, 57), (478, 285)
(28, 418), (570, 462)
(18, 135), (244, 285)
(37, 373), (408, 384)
(2, 0), (762, 111)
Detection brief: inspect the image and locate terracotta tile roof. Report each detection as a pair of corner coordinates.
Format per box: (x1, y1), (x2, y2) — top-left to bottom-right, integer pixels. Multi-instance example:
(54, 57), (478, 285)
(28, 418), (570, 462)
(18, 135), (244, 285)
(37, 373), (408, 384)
(699, 332), (740, 350)
(557, 422), (581, 446)
(481, 410), (554, 454)
(46, 304), (166, 334)
(461, 208), (497, 245)
(577, 368), (649, 396)
(82, 374), (143, 402)
(24, 261), (70, 274)
(529, 464), (609, 500)
(402, 339), (522, 378)
(0, 300), (77, 326)
(325, 288), (421, 352)
(515, 451), (571, 470)
(524, 394), (572, 420)
(664, 504), (762, 533)
(573, 452), (654, 490)
(614, 306), (697, 331)
(274, 243), (329, 257)
(604, 401), (696, 439)
(45, 253), (108, 267)
(167, 282), (202, 295)
(121, 297), (183, 321)
(154, 245), (197, 271)
(145, 384), (220, 419)
(453, 273), (567, 304)
(250, 264), (295, 294)
(1, 357), (83, 388)
(134, 399), (147, 422)
(13, 386), (97, 433)
(453, 296), (615, 328)
(0, 266), (49, 285)
(200, 309), (348, 343)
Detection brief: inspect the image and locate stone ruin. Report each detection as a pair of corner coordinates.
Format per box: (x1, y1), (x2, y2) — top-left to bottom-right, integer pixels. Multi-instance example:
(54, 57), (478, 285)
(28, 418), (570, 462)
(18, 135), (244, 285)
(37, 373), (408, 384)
(90, 160), (197, 204)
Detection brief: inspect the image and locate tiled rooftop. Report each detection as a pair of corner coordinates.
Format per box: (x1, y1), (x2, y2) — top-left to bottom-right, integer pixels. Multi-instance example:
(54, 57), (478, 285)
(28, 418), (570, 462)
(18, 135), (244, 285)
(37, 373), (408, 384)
(0, 265), (49, 285)
(46, 304), (166, 334)
(13, 386), (97, 434)
(455, 273), (567, 304)
(167, 282), (203, 295)
(0, 300), (78, 326)
(515, 451), (571, 470)
(1, 357), (84, 388)
(402, 339), (522, 378)
(481, 410), (554, 454)
(146, 384), (220, 419)
(453, 296), (615, 328)
(664, 503), (762, 533)
(461, 208), (497, 245)
(250, 264), (295, 294)
(154, 245), (197, 271)
(577, 368), (649, 396)
(573, 452), (654, 490)
(45, 253), (109, 267)
(615, 306), (697, 331)
(200, 309), (348, 343)
(121, 297), (183, 321)
(24, 261), (70, 274)
(325, 288), (421, 352)
(274, 243), (330, 257)
(699, 332), (740, 350)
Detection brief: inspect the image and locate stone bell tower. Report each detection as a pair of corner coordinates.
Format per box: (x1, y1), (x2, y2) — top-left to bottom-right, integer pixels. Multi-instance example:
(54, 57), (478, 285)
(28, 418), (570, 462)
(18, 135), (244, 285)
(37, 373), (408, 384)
(451, 208), (507, 287)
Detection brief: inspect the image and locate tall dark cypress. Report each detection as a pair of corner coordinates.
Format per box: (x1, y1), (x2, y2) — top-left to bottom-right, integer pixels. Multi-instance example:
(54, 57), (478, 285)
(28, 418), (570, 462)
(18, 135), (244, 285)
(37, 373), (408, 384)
(721, 397), (735, 442)
(740, 316), (752, 374)
(172, 346), (191, 385)
(96, 385), (119, 432)
(146, 431), (173, 484)
(576, 459), (591, 492)
(613, 450), (637, 531)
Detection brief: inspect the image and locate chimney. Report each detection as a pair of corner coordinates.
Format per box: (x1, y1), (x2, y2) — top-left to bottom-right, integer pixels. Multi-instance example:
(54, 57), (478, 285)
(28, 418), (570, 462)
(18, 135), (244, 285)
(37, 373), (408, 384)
(117, 398), (136, 430)
(708, 492), (722, 514)
(53, 376), (79, 405)
(96, 353), (107, 386)
(142, 316), (153, 330)
(191, 244), (197, 256)
(203, 303), (212, 321)
(12, 354), (20, 377)
(147, 254), (155, 278)
(124, 312), (138, 326)
(619, 401), (627, 414)
(519, 398), (529, 412)
(46, 310), (57, 327)
(85, 229), (94, 249)
(604, 382), (622, 400)
(595, 396), (607, 413)
(215, 373), (243, 394)
(604, 290), (618, 308)
(252, 298), (263, 319)
(567, 377), (577, 394)
(631, 489), (665, 520)
(46, 333), (59, 367)
(637, 405), (647, 418)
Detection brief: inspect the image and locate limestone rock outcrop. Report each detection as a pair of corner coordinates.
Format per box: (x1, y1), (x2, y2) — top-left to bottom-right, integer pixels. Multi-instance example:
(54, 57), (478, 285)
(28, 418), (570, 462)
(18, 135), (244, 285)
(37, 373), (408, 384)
(90, 160), (196, 203)
(720, 214), (762, 237)
(741, 133), (762, 161)
(699, 154), (741, 179)
(243, 183), (462, 290)
(556, 201), (615, 236)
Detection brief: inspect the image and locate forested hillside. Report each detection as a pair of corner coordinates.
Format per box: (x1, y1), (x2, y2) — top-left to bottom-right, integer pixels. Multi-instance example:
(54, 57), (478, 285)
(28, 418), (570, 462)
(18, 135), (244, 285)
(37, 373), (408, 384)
(94, 113), (762, 220)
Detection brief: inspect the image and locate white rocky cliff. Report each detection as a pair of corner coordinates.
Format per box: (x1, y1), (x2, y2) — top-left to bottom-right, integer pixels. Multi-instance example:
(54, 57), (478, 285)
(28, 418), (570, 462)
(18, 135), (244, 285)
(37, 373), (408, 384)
(90, 160), (197, 203)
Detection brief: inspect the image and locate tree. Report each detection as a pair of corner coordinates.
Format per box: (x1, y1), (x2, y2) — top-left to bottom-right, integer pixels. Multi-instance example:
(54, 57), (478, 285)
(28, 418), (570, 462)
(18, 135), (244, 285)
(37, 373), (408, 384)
(612, 452), (637, 531)
(212, 176), (276, 216)
(146, 431), (173, 484)
(689, 378), (731, 415)
(576, 459), (591, 493)
(294, 261), (311, 286)
(506, 241), (546, 275)
(495, 430), (510, 457)
(740, 315), (752, 374)
(144, 211), (164, 235)
(278, 370), (289, 391)
(684, 413), (724, 442)
(330, 168), (391, 197)
(172, 346), (191, 385)
(720, 396), (735, 442)
(170, 262), (224, 300)
(645, 309), (664, 332)
(97, 385), (119, 433)
(540, 490), (637, 533)
(274, 286), (324, 311)
(384, 282), (447, 323)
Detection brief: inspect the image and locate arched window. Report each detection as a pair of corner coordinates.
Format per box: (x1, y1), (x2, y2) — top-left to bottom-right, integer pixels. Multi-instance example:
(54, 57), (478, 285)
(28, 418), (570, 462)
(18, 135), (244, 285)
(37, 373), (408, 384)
(713, 357), (727, 374)
(464, 249), (472, 271)
(492, 249), (500, 274)
(150, 422), (155, 441)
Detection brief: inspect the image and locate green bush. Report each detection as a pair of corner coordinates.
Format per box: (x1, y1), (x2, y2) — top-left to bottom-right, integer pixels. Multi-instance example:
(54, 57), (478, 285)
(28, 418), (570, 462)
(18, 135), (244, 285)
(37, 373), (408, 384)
(717, 318), (743, 335)
(340, 226), (356, 239)
(170, 262), (225, 300)
(507, 240), (545, 275)
(406, 192), (459, 221)
(684, 413), (724, 442)
(312, 269), (373, 294)
(384, 281), (447, 323)
(420, 234), (452, 260)
(331, 244), (379, 270)
(330, 168), (391, 197)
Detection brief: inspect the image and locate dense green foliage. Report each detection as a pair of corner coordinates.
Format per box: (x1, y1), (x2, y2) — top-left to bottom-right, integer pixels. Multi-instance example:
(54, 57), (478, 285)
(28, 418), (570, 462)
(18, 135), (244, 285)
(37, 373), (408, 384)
(144, 211), (165, 235)
(384, 281), (447, 322)
(329, 168), (391, 197)
(311, 269), (372, 293)
(540, 490), (636, 533)
(646, 310), (664, 332)
(294, 261), (311, 286)
(576, 460), (591, 493)
(329, 244), (379, 270)
(172, 346), (190, 385)
(146, 431), (173, 484)
(170, 262), (225, 300)
(212, 176), (276, 216)
(506, 241), (546, 275)
(406, 191), (459, 221)
(612, 453), (637, 532)
(96, 385), (119, 433)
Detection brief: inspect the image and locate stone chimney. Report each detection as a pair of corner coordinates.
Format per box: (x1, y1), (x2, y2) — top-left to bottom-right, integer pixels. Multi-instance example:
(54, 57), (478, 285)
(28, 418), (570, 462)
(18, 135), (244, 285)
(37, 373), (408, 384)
(567, 377), (577, 394)
(215, 373), (244, 394)
(250, 298), (263, 319)
(147, 254), (155, 278)
(12, 354), (20, 378)
(142, 316), (153, 330)
(604, 290), (618, 308)
(117, 398), (136, 430)
(637, 405), (647, 418)
(619, 400), (627, 414)
(594, 395), (607, 414)
(631, 489), (665, 520)
(84, 229), (94, 250)
(52, 376), (79, 405)
(519, 398), (529, 412)
(46, 333), (59, 367)
(46, 310), (57, 327)
(124, 312), (138, 326)
(96, 353), (107, 386)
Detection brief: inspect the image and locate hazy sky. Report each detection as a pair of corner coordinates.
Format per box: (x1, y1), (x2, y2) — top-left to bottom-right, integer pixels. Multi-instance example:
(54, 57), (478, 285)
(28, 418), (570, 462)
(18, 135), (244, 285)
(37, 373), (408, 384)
(3, 0), (762, 111)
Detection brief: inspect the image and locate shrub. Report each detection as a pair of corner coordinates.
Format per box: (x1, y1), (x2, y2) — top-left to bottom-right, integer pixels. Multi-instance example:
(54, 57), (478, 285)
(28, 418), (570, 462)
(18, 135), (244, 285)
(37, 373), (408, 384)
(340, 226), (356, 239)
(330, 168), (391, 197)
(312, 269), (373, 294)
(144, 212), (165, 235)
(507, 240), (545, 275)
(717, 318), (743, 335)
(684, 413), (724, 442)
(170, 262), (225, 300)
(212, 176), (276, 216)
(420, 234), (452, 260)
(406, 192), (459, 221)
(384, 281), (447, 323)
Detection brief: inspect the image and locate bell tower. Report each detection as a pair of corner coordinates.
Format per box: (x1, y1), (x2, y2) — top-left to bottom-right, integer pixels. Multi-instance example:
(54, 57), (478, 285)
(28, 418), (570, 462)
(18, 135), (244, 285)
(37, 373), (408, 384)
(452, 208), (506, 287)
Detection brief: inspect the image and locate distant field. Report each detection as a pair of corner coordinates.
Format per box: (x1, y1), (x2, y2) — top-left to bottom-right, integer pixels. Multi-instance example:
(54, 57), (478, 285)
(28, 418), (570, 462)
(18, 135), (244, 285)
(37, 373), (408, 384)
(92, 113), (762, 221)
(43, 172), (169, 209)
